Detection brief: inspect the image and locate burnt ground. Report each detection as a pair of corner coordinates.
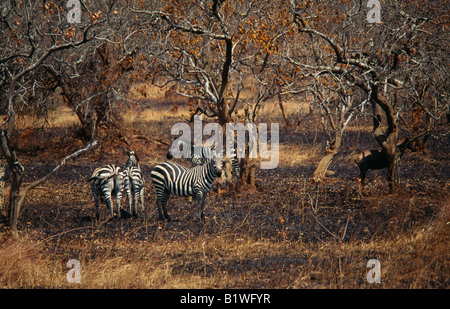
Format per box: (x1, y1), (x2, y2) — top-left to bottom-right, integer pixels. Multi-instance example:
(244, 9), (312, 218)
(16, 145), (447, 243)
(1, 111), (449, 289)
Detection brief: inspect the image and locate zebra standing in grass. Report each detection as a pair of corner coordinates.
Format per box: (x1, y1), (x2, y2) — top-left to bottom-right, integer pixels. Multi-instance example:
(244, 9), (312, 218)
(167, 139), (240, 184)
(89, 164), (124, 220)
(150, 156), (223, 222)
(123, 150), (145, 217)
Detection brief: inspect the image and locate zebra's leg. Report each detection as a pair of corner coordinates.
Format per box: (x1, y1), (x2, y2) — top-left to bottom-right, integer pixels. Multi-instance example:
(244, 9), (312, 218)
(156, 190), (171, 221)
(104, 192), (115, 219)
(161, 191), (171, 221)
(116, 186), (124, 218)
(126, 183), (133, 216)
(132, 187), (139, 217)
(195, 190), (206, 222)
(139, 186), (145, 214)
(156, 192), (164, 220)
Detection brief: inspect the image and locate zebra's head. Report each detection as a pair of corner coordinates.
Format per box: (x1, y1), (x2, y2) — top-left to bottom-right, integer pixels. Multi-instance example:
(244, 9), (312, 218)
(127, 150), (136, 159)
(126, 150), (139, 167)
(211, 156), (224, 178)
(167, 139), (195, 161)
(167, 139), (188, 160)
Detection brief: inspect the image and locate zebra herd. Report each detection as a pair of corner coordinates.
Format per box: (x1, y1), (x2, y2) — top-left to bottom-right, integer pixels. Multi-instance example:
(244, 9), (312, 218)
(88, 141), (240, 222)
(89, 151), (144, 220)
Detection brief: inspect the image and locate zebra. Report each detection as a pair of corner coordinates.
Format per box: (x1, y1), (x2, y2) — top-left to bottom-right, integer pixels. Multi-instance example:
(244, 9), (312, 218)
(123, 166), (145, 217)
(167, 139), (240, 185)
(122, 150), (145, 217)
(88, 164), (124, 220)
(166, 139), (213, 165)
(125, 150), (140, 168)
(150, 156), (223, 222)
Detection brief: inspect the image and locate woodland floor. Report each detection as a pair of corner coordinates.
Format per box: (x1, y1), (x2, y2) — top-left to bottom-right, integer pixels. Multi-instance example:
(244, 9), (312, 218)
(0, 95), (448, 289)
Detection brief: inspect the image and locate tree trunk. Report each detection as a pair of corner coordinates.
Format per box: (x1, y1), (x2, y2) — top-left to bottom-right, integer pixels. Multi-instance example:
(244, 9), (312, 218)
(239, 107), (257, 188)
(387, 151), (400, 193)
(382, 129), (398, 194)
(217, 37), (233, 127)
(372, 85), (399, 193)
(0, 164), (5, 217)
(8, 172), (23, 232)
(278, 94), (290, 126)
(0, 130), (24, 232)
(240, 155), (249, 186)
(312, 132), (342, 182)
(249, 162), (256, 187)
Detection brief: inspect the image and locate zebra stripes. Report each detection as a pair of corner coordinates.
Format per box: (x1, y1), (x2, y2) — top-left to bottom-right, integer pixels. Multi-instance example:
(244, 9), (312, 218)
(123, 150), (144, 217)
(167, 139), (214, 165)
(88, 150), (144, 219)
(125, 150), (140, 168)
(88, 164), (124, 220)
(167, 139), (240, 178)
(123, 166), (145, 217)
(150, 157), (222, 222)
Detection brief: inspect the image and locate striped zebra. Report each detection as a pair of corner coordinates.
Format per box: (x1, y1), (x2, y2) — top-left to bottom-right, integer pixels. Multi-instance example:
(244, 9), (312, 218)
(88, 164), (124, 220)
(167, 139), (240, 183)
(122, 150), (145, 217)
(150, 156), (223, 222)
(123, 166), (145, 217)
(125, 150), (140, 168)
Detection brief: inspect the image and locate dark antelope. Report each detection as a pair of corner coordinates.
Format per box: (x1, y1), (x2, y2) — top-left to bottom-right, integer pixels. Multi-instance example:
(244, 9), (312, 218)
(354, 138), (414, 196)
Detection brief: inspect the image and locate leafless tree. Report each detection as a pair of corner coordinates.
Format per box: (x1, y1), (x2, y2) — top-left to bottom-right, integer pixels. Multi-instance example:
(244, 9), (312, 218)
(286, 0), (449, 191)
(130, 0), (293, 187)
(0, 0), (120, 231)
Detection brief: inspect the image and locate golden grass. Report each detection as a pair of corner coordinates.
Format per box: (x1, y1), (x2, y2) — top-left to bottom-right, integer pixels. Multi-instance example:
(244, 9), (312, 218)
(0, 233), (53, 288)
(278, 143), (321, 167)
(1, 213), (448, 289)
(15, 105), (79, 131)
(46, 106), (80, 128)
(122, 106), (191, 125)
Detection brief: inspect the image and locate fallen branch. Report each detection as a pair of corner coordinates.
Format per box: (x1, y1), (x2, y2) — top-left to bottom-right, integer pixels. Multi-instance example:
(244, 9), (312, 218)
(16, 140), (99, 215)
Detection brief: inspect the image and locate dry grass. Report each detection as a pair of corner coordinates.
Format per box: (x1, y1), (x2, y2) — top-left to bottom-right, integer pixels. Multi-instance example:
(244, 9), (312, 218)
(1, 211), (448, 289)
(1, 86), (448, 289)
(278, 143), (321, 167)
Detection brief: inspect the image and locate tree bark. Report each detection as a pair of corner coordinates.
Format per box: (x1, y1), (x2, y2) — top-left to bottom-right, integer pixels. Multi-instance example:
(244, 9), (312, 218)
(0, 130), (24, 232)
(372, 85), (399, 193)
(312, 132), (342, 182)
(0, 127), (98, 232)
(278, 94), (290, 126)
(217, 37), (233, 126)
(239, 107), (257, 188)
(0, 164), (5, 217)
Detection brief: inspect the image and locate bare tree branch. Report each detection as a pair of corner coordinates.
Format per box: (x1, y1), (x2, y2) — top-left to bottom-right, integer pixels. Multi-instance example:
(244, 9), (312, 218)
(16, 140), (99, 215)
